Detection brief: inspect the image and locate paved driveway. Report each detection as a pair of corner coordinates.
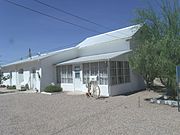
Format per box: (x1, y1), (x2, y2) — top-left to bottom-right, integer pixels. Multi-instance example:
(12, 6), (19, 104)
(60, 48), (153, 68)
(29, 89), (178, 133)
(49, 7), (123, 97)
(0, 91), (179, 135)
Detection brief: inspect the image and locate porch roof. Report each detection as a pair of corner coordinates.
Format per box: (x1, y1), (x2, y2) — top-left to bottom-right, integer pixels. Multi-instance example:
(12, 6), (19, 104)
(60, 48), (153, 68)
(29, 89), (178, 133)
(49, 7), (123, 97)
(56, 50), (131, 66)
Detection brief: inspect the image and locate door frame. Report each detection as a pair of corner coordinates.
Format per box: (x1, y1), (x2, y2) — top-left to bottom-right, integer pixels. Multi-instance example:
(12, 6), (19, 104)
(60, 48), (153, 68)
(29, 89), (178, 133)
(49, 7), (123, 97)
(73, 64), (82, 91)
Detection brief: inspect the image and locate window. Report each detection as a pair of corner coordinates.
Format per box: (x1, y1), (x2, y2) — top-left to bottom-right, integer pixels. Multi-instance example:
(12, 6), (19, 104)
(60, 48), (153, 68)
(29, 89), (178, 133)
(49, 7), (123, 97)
(83, 63), (90, 84)
(117, 62), (124, 84)
(18, 69), (24, 84)
(99, 62), (108, 85)
(124, 61), (130, 82)
(74, 66), (80, 71)
(67, 65), (73, 83)
(56, 65), (73, 83)
(56, 66), (61, 83)
(18, 69), (23, 74)
(91, 62), (98, 76)
(110, 61), (130, 85)
(74, 66), (80, 78)
(32, 69), (36, 79)
(75, 72), (80, 78)
(83, 62), (108, 85)
(10, 72), (12, 79)
(110, 61), (117, 85)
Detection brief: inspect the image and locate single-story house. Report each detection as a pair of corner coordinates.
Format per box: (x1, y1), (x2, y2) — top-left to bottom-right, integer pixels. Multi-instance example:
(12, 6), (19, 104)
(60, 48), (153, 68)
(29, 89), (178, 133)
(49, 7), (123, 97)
(1, 47), (78, 91)
(1, 24), (145, 96)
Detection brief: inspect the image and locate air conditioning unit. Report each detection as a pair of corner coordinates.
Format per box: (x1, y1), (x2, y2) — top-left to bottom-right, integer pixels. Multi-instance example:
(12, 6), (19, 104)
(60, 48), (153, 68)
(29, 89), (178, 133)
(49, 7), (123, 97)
(89, 76), (98, 82)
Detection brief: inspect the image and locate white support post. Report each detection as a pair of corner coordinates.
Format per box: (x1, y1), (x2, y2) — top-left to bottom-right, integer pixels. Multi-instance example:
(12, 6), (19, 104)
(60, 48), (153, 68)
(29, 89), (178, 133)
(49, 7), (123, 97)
(107, 59), (111, 96)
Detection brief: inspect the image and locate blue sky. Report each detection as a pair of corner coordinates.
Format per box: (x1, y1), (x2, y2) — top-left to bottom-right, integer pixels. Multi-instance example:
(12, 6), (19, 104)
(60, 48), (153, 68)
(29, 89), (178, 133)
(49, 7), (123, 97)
(0, 0), (155, 64)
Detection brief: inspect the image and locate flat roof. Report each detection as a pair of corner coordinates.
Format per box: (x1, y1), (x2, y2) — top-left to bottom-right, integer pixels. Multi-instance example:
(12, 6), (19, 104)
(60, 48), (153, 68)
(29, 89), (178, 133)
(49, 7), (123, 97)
(2, 47), (77, 67)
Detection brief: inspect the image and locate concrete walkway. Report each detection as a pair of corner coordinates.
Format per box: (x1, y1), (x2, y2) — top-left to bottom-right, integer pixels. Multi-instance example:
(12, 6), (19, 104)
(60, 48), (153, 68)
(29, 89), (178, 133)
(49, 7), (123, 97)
(0, 87), (18, 94)
(66, 91), (85, 96)
(0, 88), (37, 95)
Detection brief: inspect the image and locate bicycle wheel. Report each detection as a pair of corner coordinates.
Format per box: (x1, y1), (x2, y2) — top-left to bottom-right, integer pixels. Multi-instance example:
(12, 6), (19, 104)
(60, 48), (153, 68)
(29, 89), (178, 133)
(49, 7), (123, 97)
(92, 85), (100, 98)
(89, 84), (94, 97)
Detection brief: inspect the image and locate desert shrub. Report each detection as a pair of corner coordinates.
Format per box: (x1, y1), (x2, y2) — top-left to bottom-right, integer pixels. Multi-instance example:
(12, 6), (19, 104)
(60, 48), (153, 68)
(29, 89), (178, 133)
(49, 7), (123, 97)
(19, 84), (29, 91)
(44, 85), (62, 93)
(7, 85), (16, 89)
(25, 84), (29, 90)
(0, 85), (6, 88)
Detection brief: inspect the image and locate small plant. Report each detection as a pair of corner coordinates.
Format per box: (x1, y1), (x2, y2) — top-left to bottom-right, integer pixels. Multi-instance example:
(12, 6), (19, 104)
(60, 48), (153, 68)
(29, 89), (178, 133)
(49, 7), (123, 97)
(0, 85), (6, 88)
(20, 86), (26, 91)
(25, 84), (29, 90)
(2, 75), (10, 81)
(19, 84), (29, 91)
(44, 85), (62, 93)
(7, 85), (16, 89)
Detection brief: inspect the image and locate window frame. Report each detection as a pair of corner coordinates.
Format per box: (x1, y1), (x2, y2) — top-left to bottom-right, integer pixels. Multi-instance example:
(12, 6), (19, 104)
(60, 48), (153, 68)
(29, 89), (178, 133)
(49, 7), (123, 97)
(82, 61), (108, 85)
(56, 65), (73, 84)
(110, 61), (130, 86)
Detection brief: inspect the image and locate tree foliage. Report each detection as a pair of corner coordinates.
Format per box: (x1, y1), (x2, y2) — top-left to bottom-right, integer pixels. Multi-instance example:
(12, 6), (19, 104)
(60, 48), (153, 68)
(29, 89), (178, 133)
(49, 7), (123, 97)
(130, 0), (180, 96)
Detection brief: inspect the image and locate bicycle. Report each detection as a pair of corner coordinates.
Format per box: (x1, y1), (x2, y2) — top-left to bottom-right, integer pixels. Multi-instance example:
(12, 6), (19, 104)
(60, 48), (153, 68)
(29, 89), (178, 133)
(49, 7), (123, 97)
(86, 80), (100, 98)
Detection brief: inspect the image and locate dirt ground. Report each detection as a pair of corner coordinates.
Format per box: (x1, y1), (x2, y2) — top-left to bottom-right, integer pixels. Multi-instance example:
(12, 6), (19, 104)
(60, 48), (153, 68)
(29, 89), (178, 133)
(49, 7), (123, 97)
(0, 90), (179, 135)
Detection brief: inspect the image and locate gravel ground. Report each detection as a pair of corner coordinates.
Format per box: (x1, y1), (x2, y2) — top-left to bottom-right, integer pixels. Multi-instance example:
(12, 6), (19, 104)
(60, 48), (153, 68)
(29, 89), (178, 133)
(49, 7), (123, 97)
(0, 90), (180, 135)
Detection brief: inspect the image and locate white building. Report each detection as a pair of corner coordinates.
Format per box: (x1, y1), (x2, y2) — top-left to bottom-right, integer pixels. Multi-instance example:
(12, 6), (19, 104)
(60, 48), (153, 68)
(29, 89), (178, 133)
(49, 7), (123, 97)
(1, 24), (145, 96)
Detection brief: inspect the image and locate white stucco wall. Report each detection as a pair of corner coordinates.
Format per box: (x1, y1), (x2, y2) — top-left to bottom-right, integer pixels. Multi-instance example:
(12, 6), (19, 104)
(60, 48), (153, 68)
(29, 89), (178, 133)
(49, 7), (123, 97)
(80, 84), (109, 96)
(1, 28), (144, 96)
(11, 72), (16, 86)
(61, 84), (74, 91)
(2, 73), (10, 86)
(78, 39), (130, 57)
(110, 70), (145, 96)
(109, 53), (145, 96)
(40, 47), (78, 91)
(2, 61), (41, 91)
(56, 38), (132, 96)
(59, 63), (109, 96)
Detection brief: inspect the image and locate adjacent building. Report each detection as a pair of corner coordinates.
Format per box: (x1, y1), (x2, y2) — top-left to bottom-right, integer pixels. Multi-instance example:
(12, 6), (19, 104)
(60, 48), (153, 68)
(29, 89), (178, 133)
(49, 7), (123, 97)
(1, 24), (145, 96)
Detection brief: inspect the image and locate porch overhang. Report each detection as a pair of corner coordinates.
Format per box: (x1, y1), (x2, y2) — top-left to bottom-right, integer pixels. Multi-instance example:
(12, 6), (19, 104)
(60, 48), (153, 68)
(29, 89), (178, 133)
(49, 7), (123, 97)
(56, 50), (131, 66)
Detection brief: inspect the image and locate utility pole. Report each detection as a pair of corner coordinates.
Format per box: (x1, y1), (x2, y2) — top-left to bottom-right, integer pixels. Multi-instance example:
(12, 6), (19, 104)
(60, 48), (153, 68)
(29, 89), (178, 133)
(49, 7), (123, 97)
(29, 48), (32, 58)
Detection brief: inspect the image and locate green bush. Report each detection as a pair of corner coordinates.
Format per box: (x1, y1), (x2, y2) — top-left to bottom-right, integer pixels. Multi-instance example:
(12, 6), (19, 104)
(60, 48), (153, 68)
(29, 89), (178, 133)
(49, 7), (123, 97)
(44, 85), (62, 93)
(25, 84), (29, 90)
(20, 86), (27, 91)
(0, 85), (6, 88)
(7, 85), (16, 89)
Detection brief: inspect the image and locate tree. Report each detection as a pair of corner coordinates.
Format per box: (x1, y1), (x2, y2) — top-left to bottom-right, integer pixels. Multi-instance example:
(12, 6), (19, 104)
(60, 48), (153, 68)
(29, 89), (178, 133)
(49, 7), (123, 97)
(130, 0), (180, 96)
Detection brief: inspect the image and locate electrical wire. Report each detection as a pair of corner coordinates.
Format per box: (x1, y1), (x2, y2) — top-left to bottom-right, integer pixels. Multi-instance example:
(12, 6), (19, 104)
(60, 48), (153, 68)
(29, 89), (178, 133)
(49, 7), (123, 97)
(33, 0), (112, 31)
(4, 0), (130, 39)
(33, 0), (131, 38)
(4, 0), (100, 34)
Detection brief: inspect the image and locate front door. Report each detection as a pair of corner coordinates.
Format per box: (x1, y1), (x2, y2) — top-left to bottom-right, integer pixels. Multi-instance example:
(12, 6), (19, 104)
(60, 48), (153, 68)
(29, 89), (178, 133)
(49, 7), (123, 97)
(74, 65), (81, 91)
(31, 69), (36, 90)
